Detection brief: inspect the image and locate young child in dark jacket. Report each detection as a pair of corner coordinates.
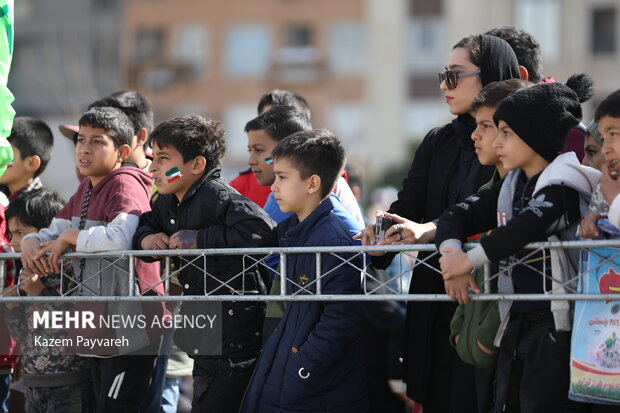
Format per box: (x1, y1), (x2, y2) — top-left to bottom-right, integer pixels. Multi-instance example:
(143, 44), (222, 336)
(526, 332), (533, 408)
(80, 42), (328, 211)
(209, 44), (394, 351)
(133, 114), (276, 413)
(435, 75), (598, 412)
(4, 189), (93, 412)
(239, 130), (368, 413)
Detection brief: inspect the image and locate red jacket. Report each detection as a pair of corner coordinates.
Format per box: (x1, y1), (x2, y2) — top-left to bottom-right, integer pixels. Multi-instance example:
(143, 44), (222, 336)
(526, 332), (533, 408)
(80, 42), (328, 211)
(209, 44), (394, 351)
(229, 169), (271, 207)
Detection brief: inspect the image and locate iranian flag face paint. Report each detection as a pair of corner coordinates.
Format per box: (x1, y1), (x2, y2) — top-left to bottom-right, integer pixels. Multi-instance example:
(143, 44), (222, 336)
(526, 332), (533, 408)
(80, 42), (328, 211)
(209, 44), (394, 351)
(165, 167), (183, 183)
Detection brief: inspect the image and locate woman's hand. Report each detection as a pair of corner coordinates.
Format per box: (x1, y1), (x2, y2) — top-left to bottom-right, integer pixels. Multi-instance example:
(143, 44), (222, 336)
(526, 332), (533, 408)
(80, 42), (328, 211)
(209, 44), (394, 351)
(379, 212), (436, 245)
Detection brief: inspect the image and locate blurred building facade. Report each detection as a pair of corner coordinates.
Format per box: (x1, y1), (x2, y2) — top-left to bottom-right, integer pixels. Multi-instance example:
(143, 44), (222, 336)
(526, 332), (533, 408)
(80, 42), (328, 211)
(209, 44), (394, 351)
(6, 0), (620, 195)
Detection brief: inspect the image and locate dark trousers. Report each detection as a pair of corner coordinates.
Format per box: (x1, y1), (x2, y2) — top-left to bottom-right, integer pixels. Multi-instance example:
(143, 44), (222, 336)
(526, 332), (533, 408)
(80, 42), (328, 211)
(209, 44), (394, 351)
(191, 355), (257, 413)
(89, 353), (157, 413)
(474, 366), (495, 413)
(138, 354), (168, 413)
(494, 313), (591, 413)
(25, 380), (93, 413)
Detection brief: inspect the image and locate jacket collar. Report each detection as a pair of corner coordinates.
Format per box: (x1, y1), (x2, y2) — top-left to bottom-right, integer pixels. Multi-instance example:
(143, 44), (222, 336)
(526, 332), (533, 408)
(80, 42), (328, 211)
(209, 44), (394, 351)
(180, 167), (221, 203)
(278, 198), (334, 243)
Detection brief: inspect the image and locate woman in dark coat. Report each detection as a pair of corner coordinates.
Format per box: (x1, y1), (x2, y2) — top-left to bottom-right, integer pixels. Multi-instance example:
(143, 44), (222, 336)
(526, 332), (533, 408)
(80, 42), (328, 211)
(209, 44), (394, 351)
(359, 34), (520, 413)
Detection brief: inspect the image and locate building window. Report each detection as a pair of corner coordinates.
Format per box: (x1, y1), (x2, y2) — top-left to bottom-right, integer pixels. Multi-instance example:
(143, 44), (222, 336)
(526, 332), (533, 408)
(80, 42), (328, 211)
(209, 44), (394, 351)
(174, 25), (208, 76)
(591, 7), (616, 55)
(407, 17), (444, 73)
(327, 103), (366, 147)
(285, 25), (313, 48)
(328, 21), (368, 74)
(515, 0), (561, 62)
(225, 24), (271, 78)
(135, 28), (164, 61)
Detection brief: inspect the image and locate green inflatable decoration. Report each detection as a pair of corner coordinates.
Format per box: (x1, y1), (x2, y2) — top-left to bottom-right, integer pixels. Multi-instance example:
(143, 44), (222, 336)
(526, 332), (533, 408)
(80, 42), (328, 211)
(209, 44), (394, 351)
(0, 0), (14, 177)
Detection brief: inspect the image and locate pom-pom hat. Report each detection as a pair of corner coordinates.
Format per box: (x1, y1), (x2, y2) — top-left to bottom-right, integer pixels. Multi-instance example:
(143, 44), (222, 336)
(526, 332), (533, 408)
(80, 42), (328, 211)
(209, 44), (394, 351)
(493, 74), (594, 162)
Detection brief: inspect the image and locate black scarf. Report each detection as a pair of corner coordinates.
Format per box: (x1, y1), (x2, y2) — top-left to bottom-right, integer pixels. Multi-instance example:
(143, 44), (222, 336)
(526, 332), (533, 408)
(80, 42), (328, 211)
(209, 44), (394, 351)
(479, 34), (520, 87)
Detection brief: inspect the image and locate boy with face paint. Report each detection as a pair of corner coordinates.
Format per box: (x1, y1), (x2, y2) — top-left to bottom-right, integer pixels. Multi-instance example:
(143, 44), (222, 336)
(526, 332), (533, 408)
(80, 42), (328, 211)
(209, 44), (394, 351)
(134, 114), (277, 413)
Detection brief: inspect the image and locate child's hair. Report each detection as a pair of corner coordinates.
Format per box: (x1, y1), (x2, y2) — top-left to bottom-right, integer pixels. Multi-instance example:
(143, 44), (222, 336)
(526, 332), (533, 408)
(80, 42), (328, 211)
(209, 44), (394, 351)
(88, 90), (154, 134)
(257, 89), (312, 120)
(148, 114), (226, 170)
(471, 79), (531, 112)
(244, 106), (312, 142)
(453, 35), (482, 67)
(272, 129), (345, 199)
(78, 107), (134, 149)
(8, 116), (54, 177)
(6, 188), (65, 231)
(594, 89), (620, 122)
(485, 26), (543, 83)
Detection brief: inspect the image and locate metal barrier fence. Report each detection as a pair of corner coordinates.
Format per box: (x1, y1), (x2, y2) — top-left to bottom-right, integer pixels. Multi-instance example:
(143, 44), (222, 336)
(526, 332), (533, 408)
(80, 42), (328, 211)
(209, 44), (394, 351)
(2, 240), (620, 302)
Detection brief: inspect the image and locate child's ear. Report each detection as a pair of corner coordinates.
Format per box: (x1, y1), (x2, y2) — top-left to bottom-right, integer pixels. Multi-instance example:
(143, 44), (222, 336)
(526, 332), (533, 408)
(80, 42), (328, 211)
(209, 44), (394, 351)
(307, 174), (322, 195)
(191, 156), (207, 175)
(118, 144), (132, 163)
(24, 155), (41, 174)
(136, 128), (148, 147)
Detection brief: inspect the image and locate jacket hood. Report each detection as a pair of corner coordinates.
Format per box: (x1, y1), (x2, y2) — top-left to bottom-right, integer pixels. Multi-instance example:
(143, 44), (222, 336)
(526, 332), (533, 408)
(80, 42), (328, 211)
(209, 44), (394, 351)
(90, 166), (153, 198)
(534, 151), (600, 198)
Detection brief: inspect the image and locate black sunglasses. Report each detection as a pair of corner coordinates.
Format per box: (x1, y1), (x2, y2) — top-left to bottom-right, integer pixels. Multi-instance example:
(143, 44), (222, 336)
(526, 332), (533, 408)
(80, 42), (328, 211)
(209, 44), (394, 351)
(437, 69), (481, 90)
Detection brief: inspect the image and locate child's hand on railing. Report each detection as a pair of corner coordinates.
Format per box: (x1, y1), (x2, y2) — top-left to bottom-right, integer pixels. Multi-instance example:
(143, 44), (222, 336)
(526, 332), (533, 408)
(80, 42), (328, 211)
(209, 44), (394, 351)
(21, 236), (50, 277)
(140, 232), (170, 259)
(579, 212), (603, 239)
(18, 271), (44, 296)
(444, 273), (479, 304)
(169, 230), (198, 250)
(439, 248), (474, 280)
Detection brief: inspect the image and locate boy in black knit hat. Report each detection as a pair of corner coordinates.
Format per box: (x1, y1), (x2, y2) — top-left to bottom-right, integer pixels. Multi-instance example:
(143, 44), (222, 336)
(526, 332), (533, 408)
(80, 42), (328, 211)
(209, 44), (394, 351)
(435, 75), (599, 412)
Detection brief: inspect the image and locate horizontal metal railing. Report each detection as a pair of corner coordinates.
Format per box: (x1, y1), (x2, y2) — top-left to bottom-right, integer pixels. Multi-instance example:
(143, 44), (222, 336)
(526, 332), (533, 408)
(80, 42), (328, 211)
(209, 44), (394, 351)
(1, 240), (620, 302)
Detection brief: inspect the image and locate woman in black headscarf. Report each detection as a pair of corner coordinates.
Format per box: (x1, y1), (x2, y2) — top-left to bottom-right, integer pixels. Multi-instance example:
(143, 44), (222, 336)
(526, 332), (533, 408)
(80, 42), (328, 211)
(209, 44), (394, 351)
(359, 34), (520, 413)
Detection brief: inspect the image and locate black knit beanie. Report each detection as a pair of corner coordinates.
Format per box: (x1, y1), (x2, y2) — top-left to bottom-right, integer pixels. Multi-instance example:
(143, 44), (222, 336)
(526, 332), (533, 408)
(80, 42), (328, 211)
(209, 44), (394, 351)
(479, 34), (520, 87)
(493, 74), (594, 162)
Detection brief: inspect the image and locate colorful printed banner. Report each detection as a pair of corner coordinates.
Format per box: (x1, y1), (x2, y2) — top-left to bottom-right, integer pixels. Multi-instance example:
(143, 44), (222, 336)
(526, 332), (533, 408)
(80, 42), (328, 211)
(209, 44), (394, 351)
(570, 247), (620, 405)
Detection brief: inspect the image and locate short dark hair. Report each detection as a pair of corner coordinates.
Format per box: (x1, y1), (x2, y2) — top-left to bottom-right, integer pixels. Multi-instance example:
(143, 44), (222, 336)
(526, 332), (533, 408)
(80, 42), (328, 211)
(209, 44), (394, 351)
(595, 89), (620, 122)
(272, 129), (345, 199)
(6, 188), (65, 231)
(471, 79), (532, 112)
(485, 26), (543, 83)
(78, 107), (134, 149)
(8, 116), (54, 177)
(453, 35), (482, 68)
(244, 106), (312, 142)
(148, 114), (226, 170)
(88, 90), (154, 134)
(257, 89), (311, 120)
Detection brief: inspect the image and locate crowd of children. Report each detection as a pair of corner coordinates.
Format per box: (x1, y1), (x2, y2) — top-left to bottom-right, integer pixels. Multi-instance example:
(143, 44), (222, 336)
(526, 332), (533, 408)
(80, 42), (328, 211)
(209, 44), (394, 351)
(1, 25), (620, 413)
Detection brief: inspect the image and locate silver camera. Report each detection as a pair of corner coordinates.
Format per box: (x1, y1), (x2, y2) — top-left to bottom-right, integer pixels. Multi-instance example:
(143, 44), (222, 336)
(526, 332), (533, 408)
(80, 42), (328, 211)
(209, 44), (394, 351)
(374, 216), (394, 243)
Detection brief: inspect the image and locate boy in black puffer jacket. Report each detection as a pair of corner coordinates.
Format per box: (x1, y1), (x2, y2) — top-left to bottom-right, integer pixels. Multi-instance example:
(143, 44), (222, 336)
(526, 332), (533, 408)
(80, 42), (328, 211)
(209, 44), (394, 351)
(133, 114), (276, 413)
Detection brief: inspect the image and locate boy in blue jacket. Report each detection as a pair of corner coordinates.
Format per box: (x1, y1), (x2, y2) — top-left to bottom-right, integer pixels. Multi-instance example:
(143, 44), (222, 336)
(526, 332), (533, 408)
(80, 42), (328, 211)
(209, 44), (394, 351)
(240, 130), (368, 413)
